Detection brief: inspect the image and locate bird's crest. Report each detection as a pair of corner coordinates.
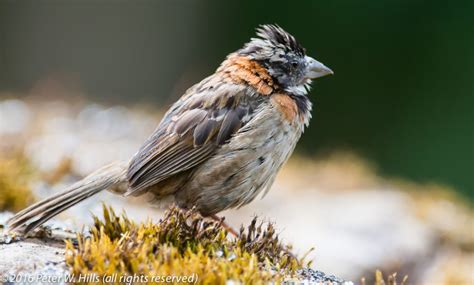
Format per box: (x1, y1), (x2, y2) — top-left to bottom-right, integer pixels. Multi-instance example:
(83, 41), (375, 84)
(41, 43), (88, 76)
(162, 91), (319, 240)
(239, 24), (305, 58)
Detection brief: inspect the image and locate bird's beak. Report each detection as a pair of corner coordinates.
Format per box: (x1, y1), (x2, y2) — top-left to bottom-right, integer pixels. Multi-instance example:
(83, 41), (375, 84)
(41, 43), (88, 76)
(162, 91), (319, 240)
(305, 56), (333, 79)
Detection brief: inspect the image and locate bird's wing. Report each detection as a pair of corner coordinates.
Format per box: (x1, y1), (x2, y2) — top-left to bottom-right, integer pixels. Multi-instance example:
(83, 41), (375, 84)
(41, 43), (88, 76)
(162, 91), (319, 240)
(126, 80), (260, 196)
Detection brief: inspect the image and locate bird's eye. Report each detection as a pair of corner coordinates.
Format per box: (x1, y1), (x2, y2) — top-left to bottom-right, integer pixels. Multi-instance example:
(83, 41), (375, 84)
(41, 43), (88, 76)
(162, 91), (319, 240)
(291, 62), (298, 68)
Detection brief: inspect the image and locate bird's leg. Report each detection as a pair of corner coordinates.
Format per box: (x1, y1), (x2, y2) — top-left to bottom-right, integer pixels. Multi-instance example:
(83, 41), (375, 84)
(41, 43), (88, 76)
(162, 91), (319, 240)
(208, 214), (300, 264)
(209, 214), (239, 237)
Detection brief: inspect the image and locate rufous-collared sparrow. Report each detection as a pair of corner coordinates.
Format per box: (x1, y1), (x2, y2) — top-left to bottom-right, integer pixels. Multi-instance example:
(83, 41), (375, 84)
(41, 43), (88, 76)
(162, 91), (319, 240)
(8, 24), (332, 235)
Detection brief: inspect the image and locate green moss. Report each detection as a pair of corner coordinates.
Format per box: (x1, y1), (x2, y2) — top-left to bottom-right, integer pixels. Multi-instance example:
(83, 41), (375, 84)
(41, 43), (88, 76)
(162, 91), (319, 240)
(0, 153), (36, 212)
(66, 205), (303, 284)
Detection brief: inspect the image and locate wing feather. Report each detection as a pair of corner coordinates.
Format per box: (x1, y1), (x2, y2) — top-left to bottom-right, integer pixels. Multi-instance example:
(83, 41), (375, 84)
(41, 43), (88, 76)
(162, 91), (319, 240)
(217, 110), (242, 144)
(126, 82), (259, 196)
(193, 118), (219, 146)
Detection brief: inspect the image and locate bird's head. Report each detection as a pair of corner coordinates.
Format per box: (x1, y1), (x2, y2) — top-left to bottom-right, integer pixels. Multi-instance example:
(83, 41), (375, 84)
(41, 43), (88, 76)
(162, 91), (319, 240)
(238, 24), (333, 95)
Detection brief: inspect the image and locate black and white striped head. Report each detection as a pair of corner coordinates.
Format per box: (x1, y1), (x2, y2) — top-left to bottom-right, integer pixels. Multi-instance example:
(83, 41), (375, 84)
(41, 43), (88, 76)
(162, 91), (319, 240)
(239, 24), (333, 95)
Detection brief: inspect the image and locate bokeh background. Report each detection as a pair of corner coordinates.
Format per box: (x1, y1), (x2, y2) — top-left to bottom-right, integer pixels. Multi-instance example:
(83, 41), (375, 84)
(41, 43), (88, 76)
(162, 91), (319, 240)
(0, 0), (472, 284)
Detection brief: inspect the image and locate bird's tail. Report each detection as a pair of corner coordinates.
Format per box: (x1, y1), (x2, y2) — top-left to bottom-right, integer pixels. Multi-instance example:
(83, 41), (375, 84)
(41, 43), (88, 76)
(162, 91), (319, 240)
(7, 161), (128, 235)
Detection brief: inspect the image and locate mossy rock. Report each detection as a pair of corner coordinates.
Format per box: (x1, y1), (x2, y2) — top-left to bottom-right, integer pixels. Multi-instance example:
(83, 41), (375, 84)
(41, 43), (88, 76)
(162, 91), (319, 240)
(66, 205), (303, 284)
(0, 204), (408, 284)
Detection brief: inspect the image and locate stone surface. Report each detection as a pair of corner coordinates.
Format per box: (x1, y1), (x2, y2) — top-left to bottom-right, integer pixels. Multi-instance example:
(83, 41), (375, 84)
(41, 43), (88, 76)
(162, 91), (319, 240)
(0, 238), (66, 276)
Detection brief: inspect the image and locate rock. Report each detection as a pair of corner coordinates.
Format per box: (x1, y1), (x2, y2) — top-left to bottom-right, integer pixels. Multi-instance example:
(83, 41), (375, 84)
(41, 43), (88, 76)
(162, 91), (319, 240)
(0, 239), (66, 278)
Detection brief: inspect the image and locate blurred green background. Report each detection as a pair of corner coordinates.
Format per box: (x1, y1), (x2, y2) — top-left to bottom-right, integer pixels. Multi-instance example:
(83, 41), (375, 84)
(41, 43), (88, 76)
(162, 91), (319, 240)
(0, 0), (472, 198)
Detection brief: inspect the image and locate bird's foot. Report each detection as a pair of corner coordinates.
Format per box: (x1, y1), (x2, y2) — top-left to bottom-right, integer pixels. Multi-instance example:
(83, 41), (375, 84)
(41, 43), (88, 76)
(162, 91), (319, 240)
(209, 214), (239, 237)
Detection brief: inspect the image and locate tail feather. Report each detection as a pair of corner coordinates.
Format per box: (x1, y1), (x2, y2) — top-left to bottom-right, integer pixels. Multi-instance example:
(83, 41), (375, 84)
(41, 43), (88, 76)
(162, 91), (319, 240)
(7, 161), (128, 235)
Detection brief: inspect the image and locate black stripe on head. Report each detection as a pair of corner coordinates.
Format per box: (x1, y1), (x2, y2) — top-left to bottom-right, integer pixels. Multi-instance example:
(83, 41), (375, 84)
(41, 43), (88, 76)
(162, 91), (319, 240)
(256, 24), (305, 56)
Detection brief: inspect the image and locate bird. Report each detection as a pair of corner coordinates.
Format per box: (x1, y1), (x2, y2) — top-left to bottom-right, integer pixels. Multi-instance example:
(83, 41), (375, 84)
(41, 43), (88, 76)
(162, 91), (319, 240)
(7, 24), (333, 236)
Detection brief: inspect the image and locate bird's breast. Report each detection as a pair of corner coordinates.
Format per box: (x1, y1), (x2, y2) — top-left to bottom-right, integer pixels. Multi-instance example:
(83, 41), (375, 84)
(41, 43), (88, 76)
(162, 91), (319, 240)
(174, 98), (306, 215)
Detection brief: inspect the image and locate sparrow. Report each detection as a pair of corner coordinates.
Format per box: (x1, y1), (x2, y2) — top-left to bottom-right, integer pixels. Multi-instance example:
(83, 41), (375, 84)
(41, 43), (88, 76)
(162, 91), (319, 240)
(8, 24), (333, 236)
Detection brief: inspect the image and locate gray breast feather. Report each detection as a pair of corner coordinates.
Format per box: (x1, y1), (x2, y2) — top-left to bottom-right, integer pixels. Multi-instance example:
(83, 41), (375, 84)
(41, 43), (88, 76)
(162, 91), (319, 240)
(175, 100), (304, 215)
